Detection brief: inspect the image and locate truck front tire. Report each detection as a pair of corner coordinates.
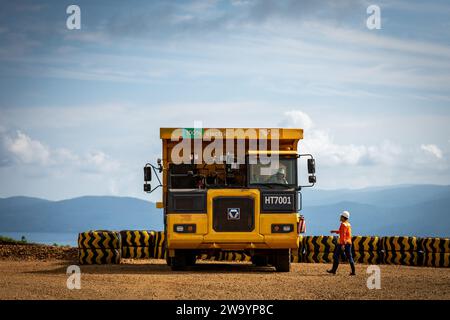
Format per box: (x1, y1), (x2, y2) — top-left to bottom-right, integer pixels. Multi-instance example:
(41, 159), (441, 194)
(185, 253), (197, 266)
(274, 249), (291, 272)
(252, 255), (269, 267)
(171, 252), (187, 271)
(170, 250), (196, 270)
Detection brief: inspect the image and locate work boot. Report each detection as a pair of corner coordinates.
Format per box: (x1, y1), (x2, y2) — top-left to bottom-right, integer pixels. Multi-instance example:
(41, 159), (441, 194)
(327, 261), (339, 274)
(349, 263), (356, 276)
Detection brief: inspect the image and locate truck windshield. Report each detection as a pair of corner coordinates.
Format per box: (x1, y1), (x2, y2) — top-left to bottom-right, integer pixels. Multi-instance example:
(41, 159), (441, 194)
(248, 157), (297, 187)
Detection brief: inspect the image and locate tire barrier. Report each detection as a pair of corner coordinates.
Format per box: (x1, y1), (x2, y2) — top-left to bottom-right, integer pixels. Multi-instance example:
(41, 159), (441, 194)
(381, 236), (419, 266)
(76, 231), (449, 268)
(122, 246), (152, 259)
(77, 231), (121, 265)
(303, 236), (336, 263)
(351, 236), (381, 264)
(198, 251), (252, 262)
(198, 253), (218, 261)
(79, 248), (120, 265)
(419, 238), (450, 254)
(78, 230), (121, 249)
(291, 235), (304, 263)
(423, 253), (450, 268)
(383, 251), (418, 266)
(382, 236), (417, 252)
(353, 251), (380, 264)
(120, 230), (155, 247)
(352, 236), (380, 252)
(304, 236), (336, 253)
(153, 231), (167, 259)
(304, 251), (334, 263)
(418, 238), (450, 268)
(119, 230), (156, 259)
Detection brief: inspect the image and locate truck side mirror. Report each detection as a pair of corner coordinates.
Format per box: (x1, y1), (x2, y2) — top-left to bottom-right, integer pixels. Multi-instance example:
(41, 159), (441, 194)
(144, 166), (152, 182)
(307, 159), (316, 174)
(144, 183), (151, 192)
(298, 154), (316, 188)
(157, 158), (163, 172)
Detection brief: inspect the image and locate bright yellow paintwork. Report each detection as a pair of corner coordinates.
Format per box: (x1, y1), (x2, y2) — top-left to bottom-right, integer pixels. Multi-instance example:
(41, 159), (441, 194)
(166, 189), (299, 251)
(159, 127), (303, 255)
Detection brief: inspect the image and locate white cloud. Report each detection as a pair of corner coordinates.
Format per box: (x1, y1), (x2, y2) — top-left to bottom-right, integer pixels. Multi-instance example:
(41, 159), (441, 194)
(280, 110), (314, 131)
(421, 144), (443, 159)
(84, 151), (120, 173)
(4, 130), (50, 165)
(280, 110), (403, 167)
(0, 130), (120, 173)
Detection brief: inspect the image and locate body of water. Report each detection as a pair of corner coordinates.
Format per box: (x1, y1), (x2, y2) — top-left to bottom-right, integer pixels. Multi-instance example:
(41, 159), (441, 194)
(0, 232), (78, 247)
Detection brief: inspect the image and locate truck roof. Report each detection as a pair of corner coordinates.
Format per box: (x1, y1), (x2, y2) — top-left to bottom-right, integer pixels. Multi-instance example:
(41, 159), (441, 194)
(160, 128), (303, 140)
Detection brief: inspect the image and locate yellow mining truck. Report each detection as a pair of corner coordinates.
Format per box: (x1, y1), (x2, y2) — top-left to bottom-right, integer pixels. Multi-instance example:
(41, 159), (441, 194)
(143, 128), (316, 271)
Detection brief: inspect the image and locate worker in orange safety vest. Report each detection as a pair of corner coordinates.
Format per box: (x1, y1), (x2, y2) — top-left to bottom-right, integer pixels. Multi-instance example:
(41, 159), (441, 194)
(327, 211), (356, 275)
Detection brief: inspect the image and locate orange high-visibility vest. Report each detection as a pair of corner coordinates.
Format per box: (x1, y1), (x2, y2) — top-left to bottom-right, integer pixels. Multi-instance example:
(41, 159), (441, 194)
(339, 221), (352, 245)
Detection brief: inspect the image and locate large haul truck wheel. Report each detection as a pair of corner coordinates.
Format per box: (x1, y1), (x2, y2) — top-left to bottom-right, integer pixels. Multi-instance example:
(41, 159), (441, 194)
(166, 254), (172, 266)
(170, 250), (196, 270)
(185, 253), (197, 266)
(274, 249), (291, 272)
(252, 255), (269, 267)
(171, 252), (187, 271)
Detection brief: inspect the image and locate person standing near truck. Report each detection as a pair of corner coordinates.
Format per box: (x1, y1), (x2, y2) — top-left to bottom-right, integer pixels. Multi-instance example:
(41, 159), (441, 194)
(327, 211), (356, 275)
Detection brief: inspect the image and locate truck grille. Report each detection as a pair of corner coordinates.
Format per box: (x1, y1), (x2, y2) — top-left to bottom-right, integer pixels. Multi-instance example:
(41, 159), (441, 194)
(212, 196), (255, 232)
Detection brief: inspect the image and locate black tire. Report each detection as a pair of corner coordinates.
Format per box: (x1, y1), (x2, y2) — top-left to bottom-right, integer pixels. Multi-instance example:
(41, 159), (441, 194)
(119, 230), (155, 247)
(78, 248), (120, 265)
(78, 231), (121, 249)
(171, 251), (187, 271)
(185, 254), (197, 266)
(166, 254), (172, 266)
(121, 246), (151, 259)
(274, 250), (291, 272)
(252, 255), (269, 267)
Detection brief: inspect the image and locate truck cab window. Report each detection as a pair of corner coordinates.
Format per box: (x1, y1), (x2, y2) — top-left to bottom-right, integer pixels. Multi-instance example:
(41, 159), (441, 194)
(248, 157), (297, 187)
(169, 162), (246, 189)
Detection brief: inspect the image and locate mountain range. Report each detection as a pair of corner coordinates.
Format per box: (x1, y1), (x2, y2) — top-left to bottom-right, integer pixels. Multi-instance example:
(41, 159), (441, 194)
(301, 184), (450, 237)
(0, 184), (449, 237)
(0, 196), (163, 233)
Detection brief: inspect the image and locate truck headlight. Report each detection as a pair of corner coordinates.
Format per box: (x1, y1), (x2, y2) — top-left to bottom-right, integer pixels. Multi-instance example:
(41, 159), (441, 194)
(173, 224), (196, 233)
(271, 224), (293, 233)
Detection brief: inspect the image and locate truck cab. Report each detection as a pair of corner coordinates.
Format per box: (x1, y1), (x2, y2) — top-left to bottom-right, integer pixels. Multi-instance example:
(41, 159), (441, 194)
(144, 128), (316, 272)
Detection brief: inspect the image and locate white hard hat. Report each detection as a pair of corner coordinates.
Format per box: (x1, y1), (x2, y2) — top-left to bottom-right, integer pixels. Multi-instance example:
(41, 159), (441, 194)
(341, 211), (350, 219)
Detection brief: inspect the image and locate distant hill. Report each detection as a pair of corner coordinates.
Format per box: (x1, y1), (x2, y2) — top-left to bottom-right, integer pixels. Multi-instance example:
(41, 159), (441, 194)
(0, 184), (449, 237)
(302, 199), (450, 237)
(301, 184), (450, 207)
(300, 184), (450, 237)
(0, 196), (163, 233)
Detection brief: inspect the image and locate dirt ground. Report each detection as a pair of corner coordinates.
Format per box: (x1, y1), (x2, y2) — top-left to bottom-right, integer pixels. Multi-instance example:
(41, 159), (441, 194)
(0, 257), (449, 300)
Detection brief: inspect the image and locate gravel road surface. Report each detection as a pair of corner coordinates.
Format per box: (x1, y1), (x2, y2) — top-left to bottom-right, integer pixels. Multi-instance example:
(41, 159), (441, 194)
(1, 257), (448, 300)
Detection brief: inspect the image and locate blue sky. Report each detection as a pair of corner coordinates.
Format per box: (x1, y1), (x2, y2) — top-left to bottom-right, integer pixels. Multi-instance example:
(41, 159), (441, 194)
(0, 0), (449, 201)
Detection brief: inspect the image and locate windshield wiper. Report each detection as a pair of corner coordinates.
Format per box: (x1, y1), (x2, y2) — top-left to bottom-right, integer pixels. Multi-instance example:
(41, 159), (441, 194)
(250, 183), (273, 189)
(267, 183), (294, 189)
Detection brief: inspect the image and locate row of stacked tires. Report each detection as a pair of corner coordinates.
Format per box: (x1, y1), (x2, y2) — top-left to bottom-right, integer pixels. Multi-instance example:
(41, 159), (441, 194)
(296, 236), (449, 267)
(197, 252), (252, 262)
(298, 236), (381, 264)
(78, 230), (166, 264)
(78, 231), (448, 267)
(420, 238), (450, 267)
(78, 230), (255, 264)
(120, 230), (167, 260)
(78, 229), (255, 264)
(78, 231), (121, 264)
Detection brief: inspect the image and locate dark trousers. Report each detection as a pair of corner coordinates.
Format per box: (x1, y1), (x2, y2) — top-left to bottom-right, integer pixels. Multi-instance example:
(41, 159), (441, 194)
(333, 244), (354, 264)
